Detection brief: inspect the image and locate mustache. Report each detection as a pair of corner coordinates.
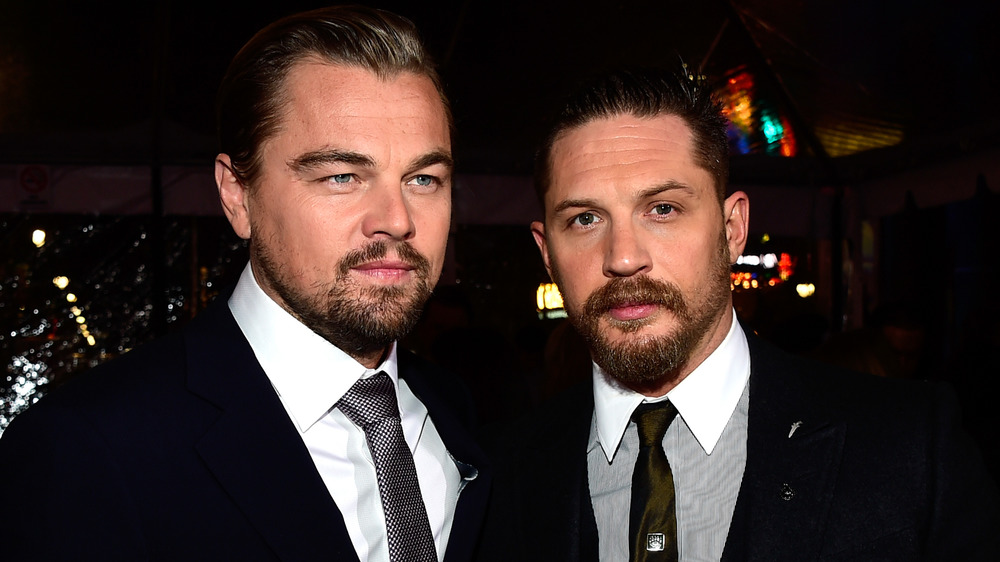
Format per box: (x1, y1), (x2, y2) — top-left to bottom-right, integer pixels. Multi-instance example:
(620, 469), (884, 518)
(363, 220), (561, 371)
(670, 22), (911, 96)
(583, 276), (687, 317)
(337, 240), (431, 277)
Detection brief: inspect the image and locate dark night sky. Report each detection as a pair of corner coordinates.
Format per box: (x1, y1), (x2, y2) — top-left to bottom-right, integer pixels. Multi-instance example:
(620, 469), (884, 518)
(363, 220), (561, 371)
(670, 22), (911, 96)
(0, 0), (997, 180)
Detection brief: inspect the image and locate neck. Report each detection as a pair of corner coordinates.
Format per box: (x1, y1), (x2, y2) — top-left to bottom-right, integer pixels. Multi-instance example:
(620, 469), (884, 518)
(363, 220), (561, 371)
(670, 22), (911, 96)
(630, 371), (686, 398)
(352, 345), (391, 370)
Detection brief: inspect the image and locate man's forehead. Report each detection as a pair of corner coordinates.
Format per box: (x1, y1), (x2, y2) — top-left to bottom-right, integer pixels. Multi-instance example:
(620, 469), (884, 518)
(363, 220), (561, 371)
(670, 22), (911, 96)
(281, 60), (441, 111)
(261, 62), (450, 154)
(552, 113), (696, 157)
(546, 113), (705, 202)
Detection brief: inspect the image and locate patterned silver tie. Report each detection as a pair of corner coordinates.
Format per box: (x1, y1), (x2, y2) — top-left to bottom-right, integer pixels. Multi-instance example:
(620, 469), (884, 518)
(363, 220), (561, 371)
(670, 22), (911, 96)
(337, 372), (437, 562)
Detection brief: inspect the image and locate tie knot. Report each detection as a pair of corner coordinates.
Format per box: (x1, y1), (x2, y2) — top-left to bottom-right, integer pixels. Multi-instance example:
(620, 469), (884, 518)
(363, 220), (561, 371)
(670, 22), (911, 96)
(632, 401), (679, 447)
(337, 371), (399, 428)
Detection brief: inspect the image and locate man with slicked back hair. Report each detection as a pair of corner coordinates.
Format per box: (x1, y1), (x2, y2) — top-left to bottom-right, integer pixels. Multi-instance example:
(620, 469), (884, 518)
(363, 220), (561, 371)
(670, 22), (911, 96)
(0, 7), (490, 561)
(477, 66), (998, 561)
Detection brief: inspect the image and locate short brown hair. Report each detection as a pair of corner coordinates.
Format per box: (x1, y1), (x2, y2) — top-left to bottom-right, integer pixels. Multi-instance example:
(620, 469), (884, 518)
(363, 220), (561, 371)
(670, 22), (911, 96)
(536, 67), (729, 206)
(217, 5), (449, 188)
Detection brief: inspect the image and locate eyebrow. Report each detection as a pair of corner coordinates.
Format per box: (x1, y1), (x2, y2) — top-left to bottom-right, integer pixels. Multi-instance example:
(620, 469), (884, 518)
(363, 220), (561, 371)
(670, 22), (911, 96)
(552, 198), (599, 215)
(407, 150), (454, 175)
(288, 149), (374, 173)
(636, 180), (697, 199)
(551, 180), (696, 215)
(286, 148), (454, 176)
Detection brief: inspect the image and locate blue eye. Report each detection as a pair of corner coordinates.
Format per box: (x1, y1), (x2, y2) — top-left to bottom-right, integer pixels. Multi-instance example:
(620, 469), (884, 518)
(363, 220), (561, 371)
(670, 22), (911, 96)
(412, 175), (434, 186)
(331, 174), (353, 183)
(573, 212), (598, 226)
(652, 203), (674, 215)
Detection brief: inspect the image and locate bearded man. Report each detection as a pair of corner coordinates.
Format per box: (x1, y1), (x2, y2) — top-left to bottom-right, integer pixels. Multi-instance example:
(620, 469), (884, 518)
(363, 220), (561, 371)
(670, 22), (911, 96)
(0, 7), (489, 561)
(476, 68), (998, 561)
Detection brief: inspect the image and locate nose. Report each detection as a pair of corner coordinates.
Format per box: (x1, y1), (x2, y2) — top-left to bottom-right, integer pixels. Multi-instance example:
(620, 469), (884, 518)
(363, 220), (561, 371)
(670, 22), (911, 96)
(603, 221), (651, 278)
(361, 184), (415, 241)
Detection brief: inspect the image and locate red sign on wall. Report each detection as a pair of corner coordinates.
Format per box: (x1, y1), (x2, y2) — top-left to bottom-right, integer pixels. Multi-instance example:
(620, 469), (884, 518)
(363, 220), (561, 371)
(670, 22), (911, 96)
(19, 165), (49, 195)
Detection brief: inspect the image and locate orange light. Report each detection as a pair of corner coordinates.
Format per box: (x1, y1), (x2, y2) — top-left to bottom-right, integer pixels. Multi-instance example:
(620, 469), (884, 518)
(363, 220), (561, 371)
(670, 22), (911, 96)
(536, 283), (564, 311)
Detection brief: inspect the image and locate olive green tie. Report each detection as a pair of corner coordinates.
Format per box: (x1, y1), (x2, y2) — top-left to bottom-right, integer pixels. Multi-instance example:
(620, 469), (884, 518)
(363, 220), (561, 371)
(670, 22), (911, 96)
(629, 401), (679, 562)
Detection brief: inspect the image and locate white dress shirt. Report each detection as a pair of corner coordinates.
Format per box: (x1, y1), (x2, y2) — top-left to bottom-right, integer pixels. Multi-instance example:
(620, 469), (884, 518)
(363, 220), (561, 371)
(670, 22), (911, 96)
(228, 265), (461, 562)
(588, 313), (751, 561)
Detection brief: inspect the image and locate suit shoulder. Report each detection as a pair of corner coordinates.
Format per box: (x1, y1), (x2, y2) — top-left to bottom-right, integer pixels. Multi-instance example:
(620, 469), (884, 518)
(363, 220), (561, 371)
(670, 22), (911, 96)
(398, 348), (478, 424)
(749, 335), (947, 417)
(33, 331), (186, 411)
(481, 380), (592, 458)
(0, 329), (197, 461)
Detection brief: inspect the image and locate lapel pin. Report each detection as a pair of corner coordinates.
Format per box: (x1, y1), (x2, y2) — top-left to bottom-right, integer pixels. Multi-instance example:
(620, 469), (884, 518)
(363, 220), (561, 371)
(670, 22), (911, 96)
(780, 483), (795, 501)
(788, 421), (803, 438)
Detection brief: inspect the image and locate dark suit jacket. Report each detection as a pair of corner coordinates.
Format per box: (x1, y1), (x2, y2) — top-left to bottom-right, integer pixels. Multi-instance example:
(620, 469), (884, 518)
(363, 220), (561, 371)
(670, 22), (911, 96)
(477, 334), (999, 561)
(0, 297), (491, 561)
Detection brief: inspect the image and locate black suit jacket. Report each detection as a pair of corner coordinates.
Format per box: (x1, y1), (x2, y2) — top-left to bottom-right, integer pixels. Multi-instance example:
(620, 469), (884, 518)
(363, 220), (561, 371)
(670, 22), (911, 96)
(0, 297), (491, 561)
(477, 335), (999, 561)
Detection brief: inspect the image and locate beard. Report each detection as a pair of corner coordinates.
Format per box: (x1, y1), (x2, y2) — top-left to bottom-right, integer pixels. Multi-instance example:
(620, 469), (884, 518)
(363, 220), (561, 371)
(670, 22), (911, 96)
(253, 238), (434, 357)
(555, 233), (733, 391)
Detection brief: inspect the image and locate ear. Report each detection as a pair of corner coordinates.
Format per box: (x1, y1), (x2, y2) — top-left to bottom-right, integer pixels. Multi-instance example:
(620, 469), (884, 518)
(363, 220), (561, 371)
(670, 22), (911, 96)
(723, 191), (749, 263)
(530, 220), (553, 279)
(215, 154), (252, 240)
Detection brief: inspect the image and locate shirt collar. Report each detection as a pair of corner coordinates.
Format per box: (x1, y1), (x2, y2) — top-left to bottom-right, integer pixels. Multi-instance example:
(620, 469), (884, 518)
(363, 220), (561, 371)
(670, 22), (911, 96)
(592, 313), (750, 462)
(227, 264), (401, 433)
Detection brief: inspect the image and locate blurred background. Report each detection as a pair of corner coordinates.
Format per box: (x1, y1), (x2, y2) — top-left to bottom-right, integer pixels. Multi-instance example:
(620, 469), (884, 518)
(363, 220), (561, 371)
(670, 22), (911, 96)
(1, 0), (998, 473)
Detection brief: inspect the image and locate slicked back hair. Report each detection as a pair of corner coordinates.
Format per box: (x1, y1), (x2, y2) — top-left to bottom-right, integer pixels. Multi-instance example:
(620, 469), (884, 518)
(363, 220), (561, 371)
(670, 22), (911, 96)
(536, 67), (729, 207)
(217, 5), (449, 189)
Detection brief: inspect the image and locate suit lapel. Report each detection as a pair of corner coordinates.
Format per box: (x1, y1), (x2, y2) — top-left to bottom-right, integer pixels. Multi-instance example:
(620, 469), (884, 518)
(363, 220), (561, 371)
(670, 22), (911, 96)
(723, 336), (846, 561)
(397, 351), (492, 562)
(184, 300), (358, 562)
